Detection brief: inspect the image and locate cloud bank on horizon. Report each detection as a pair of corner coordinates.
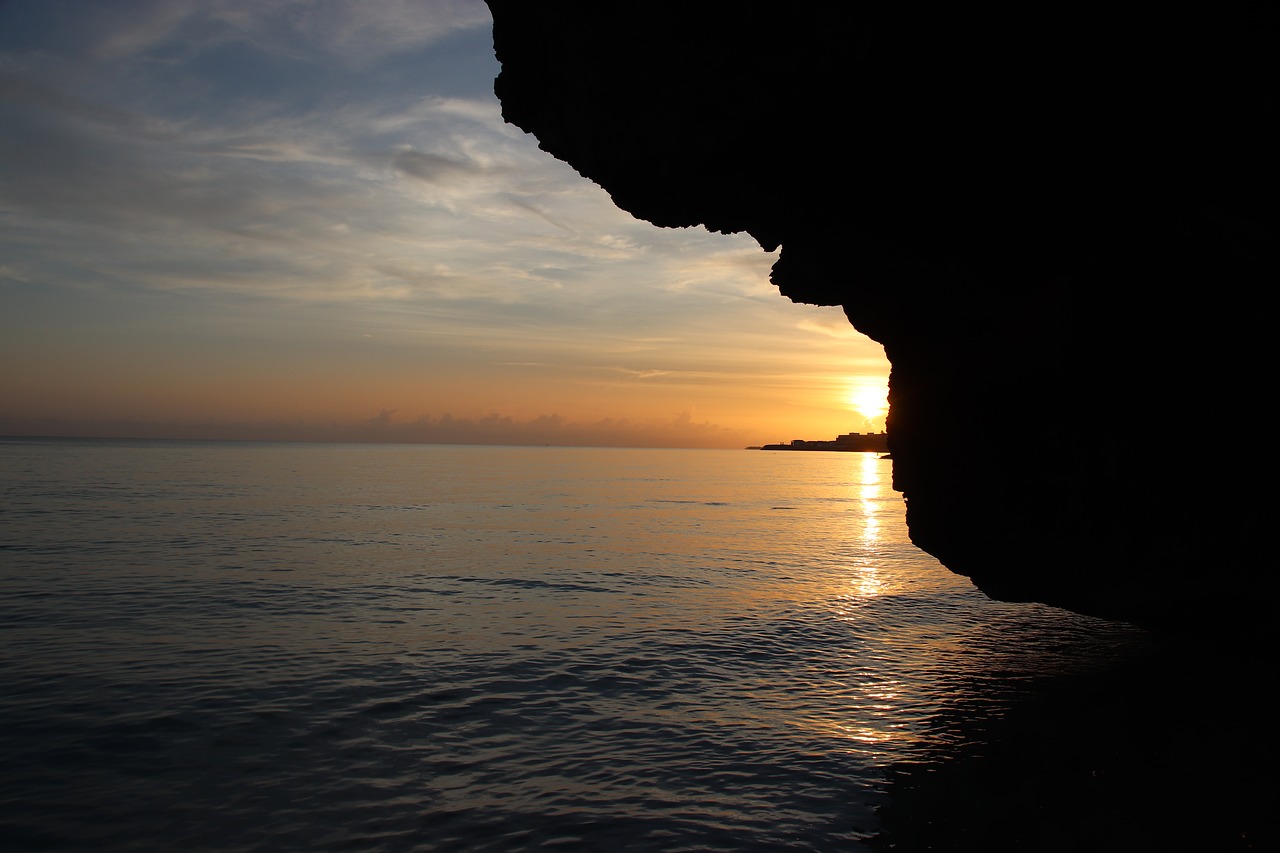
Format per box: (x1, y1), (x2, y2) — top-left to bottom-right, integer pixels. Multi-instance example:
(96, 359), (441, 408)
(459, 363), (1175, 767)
(0, 0), (889, 447)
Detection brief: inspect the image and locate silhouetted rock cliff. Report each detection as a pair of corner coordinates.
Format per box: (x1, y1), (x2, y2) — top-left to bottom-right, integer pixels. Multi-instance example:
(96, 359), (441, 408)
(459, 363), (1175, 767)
(486, 2), (1276, 633)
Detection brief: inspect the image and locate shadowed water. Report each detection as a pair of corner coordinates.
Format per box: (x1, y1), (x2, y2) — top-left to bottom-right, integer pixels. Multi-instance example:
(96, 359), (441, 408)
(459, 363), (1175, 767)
(2, 439), (1263, 851)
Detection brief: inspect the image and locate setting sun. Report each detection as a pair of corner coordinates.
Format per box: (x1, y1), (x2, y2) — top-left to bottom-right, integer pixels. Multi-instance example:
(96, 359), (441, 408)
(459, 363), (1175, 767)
(848, 380), (889, 421)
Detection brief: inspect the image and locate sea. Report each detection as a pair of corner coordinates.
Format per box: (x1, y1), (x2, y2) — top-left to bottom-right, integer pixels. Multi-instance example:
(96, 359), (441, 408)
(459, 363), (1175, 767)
(0, 438), (1270, 851)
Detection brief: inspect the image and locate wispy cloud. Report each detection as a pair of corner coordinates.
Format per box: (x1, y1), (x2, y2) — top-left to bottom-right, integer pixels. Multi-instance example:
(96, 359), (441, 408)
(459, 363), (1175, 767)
(0, 409), (756, 449)
(0, 0), (889, 445)
(84, 0), (490, 66)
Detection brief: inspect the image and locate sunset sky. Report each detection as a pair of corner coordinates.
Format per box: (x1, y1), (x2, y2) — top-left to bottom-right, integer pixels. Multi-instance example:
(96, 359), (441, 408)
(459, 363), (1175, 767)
(0, 0), (890, 448)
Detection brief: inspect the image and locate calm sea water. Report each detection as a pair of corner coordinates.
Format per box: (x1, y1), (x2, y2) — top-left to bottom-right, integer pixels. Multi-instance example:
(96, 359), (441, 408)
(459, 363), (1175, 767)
(0, 439), (1269, 851)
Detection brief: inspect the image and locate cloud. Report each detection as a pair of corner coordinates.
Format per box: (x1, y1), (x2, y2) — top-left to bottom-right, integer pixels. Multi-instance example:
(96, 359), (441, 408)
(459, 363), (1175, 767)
(0, 0), (891, 444)
(220, 0), (492, 67)
(611, 368), (674, 381)
(503, 195), (573, 232)
(72, 0), (491, 67)
(794, 314), (863, 340)
(368, 407), (398, 427)
(392, 149), (485, 184)
(0, 409), (756, 449)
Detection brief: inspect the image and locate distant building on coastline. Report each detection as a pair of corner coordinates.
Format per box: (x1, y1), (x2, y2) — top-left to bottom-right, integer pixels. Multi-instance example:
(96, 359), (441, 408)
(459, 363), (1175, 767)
(755, 431), (889, 453)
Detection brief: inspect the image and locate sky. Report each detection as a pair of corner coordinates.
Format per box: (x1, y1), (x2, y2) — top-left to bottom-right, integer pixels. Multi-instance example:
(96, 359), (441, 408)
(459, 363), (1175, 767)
(0, 0), (890, 449)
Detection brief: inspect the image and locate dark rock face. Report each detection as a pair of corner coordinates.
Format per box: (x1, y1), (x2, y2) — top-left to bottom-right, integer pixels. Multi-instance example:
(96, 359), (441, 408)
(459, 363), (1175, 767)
(486, 2), (1275, 632)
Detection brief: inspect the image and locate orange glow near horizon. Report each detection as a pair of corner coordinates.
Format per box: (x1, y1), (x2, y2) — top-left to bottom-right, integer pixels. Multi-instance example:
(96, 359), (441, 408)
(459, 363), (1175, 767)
(0, 6), (896, 451)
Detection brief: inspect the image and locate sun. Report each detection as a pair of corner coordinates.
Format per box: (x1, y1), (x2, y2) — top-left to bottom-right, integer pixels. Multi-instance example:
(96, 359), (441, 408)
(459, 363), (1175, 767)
(847, 380), (888, 422)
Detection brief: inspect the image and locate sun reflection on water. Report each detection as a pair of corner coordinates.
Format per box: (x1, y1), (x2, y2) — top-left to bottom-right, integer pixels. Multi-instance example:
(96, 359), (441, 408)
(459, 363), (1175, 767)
(854, 452), (884, 598)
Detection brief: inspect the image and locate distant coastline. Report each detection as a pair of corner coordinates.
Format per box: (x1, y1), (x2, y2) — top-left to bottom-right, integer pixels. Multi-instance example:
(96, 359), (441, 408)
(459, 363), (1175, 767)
(750, 431), (888, 453)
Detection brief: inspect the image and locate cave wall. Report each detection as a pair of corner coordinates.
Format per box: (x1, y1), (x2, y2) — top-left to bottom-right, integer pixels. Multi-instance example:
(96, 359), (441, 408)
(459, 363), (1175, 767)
(485, 2), (1276, 632)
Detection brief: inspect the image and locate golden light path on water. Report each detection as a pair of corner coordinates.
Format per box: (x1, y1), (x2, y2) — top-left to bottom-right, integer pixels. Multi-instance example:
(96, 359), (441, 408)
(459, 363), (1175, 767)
(834, 452), (906, 749)
(856, 451), (883, 597)
(745, 450), (917, 754)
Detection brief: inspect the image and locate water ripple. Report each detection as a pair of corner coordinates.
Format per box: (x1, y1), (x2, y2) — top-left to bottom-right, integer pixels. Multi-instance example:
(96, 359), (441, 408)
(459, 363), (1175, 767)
(1, 441), (1163, 850)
